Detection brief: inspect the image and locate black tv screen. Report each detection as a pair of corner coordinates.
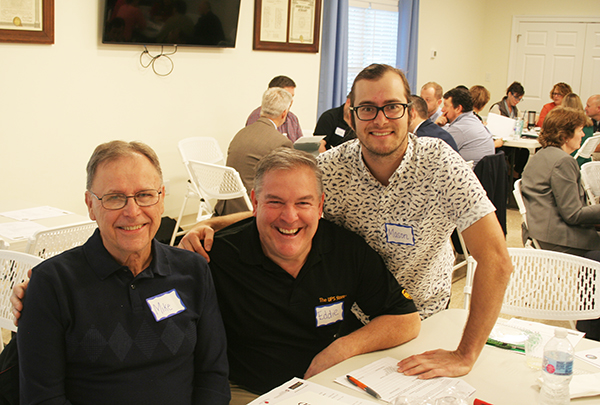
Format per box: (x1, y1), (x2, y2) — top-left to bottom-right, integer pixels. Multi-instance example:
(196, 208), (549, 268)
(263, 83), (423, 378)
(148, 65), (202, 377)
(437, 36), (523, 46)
(102, 0), (242, 47)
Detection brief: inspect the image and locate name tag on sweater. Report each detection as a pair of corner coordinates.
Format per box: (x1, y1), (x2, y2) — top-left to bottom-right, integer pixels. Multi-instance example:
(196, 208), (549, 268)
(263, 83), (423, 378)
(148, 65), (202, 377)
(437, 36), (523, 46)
(146, 289), (186, 322)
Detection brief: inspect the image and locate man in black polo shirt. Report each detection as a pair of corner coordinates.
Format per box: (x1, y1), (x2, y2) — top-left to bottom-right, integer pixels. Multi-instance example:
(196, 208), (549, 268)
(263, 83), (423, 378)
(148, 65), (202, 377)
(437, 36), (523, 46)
(208, 148), (420, 403)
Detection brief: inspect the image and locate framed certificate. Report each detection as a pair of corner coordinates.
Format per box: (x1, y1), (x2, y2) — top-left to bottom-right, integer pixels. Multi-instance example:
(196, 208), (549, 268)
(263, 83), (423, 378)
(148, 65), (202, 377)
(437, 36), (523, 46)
(0, 0), (54, 44)
(253, 0), (321, 53)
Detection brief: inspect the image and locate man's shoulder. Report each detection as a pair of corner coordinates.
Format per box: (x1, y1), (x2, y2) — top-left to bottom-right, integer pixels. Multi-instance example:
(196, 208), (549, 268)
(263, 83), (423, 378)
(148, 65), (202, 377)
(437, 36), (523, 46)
(246, 106), (261, 125)
(317, 139), (360, 170)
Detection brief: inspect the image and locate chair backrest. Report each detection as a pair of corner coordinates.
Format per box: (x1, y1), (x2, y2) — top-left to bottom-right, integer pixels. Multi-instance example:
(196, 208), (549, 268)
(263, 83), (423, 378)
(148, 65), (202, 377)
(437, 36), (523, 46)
(0, 251), (43, 332)
(185, 160), (252, 210)
(580, 161), (600, 205)
(512, 179), (541, 249)
(574, 133), (600, 160)
(501, 247), (600, 321)
(178, 137), (225, 165)
(25, 221), (97, 260)
(473, 150), (507, 235)
(463, 247), (600, 322)
(0, 239), (8, 250)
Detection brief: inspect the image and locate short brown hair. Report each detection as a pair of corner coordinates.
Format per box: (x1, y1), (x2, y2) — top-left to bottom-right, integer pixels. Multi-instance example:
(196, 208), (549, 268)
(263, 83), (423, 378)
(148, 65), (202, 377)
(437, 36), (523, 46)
(421, 82), (443, 100)
(86, 141), (162, 190)
(350, 64), (411, 105)
(539, 107), (588, 148)
(469, 85), (490, 111)
(550, 82), (572, 99)
(254, 147), (322, 196)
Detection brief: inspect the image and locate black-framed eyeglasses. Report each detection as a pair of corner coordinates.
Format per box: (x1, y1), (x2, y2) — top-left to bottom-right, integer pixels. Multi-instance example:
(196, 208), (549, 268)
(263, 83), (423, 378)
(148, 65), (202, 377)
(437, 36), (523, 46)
(90, 189), (162, 210)
(349, 102), (412, 121)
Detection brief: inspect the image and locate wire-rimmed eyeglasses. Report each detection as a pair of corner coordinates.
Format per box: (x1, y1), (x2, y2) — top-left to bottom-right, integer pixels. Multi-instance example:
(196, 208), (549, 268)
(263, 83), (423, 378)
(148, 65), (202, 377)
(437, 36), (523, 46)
(349, 102), (412, 121)
(90, 189), (162, 210)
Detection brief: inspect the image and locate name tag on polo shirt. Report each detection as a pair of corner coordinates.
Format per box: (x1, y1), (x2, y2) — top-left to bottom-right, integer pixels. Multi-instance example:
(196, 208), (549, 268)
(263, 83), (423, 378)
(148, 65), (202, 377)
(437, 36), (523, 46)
(335, 127), (345, 137)
(146, 289), (186, 322)
(385, 223), (415, 246)
(315, 301), (344, 327)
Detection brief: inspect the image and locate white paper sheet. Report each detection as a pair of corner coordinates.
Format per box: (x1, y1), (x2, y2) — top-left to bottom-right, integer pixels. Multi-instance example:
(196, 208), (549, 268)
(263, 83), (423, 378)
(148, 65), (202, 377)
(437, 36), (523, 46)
(334, 357), (475, 403)
(0, 206), (73, 221)
(0, 221), (47, 240)
(505, 318), (585, 349)
(486, 112), (516, 139)
(576, 347), (600, 369)
(248, 378), (375, 405)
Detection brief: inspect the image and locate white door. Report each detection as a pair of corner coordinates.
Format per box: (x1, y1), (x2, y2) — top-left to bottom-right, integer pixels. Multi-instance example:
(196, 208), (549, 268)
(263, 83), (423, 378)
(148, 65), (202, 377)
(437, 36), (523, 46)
(513, 21), (586, 113)
(580, 23), (600, 101)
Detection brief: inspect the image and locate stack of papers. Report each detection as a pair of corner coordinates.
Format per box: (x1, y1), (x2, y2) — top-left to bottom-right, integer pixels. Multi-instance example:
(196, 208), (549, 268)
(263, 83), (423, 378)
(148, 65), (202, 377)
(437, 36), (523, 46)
(0, 206), (72, 240)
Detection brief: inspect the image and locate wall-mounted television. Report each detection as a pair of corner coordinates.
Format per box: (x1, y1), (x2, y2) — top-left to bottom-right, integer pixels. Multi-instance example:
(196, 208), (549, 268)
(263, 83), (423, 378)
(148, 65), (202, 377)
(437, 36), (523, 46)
(102, 0), (242, 48)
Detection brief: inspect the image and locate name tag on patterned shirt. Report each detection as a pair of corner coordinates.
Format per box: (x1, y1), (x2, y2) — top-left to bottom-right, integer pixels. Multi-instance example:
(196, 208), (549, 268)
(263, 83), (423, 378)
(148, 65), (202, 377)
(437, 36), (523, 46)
(385, 223), (415, 246)
(146, 289), (186, 322)
(315, 302), (344, 327)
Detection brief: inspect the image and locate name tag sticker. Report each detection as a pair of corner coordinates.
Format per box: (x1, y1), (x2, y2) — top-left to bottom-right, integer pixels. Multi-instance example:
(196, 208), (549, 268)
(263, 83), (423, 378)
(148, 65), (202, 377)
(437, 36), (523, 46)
(146, 289), (186, 322)
(315, 301), (344, 327)
(385, 223), (415, 246)
(335, 127), (346, 137)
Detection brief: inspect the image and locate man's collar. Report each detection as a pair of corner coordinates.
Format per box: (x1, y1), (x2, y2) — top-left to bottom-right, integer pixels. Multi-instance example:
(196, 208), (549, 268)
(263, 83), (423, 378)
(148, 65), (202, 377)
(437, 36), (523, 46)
(83, 229), (170, 280)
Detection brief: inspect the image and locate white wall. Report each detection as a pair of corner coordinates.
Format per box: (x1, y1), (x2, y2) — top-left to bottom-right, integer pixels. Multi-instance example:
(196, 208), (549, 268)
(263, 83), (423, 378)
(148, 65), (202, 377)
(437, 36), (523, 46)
(0, 0), (321, 218)
(417, 0), (599, 111)
(2, 0), (596, 219)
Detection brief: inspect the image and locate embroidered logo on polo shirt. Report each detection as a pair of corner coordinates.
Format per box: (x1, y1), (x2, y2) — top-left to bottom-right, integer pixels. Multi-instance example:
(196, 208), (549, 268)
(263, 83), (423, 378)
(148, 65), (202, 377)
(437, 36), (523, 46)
(402, 289), (413, 300)
(146, 289), (186, 322)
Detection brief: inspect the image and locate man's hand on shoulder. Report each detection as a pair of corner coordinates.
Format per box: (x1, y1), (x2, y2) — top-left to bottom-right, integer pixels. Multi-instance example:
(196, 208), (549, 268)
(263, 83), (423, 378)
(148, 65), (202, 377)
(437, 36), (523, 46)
(396, 348), (475, 379)
(11, 269), (31, 326)
(177, 225), (215, 262)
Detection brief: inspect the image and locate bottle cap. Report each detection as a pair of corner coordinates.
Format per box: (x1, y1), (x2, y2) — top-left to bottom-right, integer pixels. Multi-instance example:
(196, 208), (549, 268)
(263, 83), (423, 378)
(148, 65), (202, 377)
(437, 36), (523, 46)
(554, 327), (568, 338)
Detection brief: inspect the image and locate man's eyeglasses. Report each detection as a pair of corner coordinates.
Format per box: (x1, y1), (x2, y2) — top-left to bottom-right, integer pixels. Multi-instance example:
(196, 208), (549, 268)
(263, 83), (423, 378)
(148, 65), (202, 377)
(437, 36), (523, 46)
(90, 189), (162, 210)
(551, 92), (563, 97)
(349, 102), (412, 121)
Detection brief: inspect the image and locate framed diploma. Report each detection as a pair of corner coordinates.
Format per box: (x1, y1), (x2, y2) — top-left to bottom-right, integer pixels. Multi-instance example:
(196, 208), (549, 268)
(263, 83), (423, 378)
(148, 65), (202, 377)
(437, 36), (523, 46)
(253, 0), (321, 53)
(0, 0), (54, 44)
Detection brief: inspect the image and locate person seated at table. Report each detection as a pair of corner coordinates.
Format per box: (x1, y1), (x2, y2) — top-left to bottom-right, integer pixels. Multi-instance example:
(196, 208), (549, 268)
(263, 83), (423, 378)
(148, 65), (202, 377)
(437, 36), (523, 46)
(441, 87), (495, 166)
(489, 82), (524, 119)
(407, 95), (458, 152)
(314, 95), (356, 152)
(14, 148), (420, 405)
(489, 81), (528, 176)
(521, 107), (600, 341)
(16, 141), (230, 404)
(562, 93), (596, 167)
(536, 82), (572, 127)
(469, 85), (490, 122)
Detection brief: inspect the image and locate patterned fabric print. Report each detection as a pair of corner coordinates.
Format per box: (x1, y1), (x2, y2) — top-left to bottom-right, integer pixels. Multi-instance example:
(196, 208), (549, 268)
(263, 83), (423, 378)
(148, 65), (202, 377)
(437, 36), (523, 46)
(317, 135), (494, 319)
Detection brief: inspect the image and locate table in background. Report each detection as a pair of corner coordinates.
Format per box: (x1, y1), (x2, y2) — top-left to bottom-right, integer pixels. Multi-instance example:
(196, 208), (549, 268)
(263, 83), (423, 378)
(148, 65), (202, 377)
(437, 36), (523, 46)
(309, 309), (600, 405)
(503, 137), (541, 155)
(0, 200), (90, 252)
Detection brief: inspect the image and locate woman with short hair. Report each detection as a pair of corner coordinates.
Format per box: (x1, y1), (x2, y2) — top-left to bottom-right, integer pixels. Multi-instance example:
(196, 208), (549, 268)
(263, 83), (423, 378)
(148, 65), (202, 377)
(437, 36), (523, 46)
(536, 82), (572, 127)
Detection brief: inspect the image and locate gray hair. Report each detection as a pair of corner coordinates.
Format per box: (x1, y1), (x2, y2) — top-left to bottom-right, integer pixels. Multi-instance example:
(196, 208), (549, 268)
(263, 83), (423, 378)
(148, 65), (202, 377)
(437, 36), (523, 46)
(86, 140), (163, 190)
(254, 148), (323, 196)
(260, 88), (293, 118)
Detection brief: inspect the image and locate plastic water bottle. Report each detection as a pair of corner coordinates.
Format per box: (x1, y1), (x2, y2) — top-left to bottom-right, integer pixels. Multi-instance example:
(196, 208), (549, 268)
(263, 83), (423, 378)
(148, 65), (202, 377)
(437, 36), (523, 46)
(514, 117), (524, 138)
(539, 328), (573, 404)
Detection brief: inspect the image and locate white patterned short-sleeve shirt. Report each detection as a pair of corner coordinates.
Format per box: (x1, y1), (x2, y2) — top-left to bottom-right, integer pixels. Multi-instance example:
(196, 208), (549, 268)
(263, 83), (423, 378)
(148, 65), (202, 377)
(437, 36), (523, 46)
(317, 134), (494, 318)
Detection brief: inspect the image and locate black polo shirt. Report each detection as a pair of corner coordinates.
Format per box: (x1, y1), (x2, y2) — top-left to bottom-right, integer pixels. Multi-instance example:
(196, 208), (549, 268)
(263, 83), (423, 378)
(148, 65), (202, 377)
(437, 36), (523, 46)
(209, 217), (416, 394)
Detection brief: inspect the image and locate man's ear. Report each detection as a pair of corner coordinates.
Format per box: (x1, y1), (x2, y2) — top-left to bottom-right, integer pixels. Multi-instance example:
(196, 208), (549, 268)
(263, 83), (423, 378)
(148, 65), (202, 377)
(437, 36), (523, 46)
(250, 189), (258, 217)
(345, 98), (356, 131)
(84, 191), (97, 221)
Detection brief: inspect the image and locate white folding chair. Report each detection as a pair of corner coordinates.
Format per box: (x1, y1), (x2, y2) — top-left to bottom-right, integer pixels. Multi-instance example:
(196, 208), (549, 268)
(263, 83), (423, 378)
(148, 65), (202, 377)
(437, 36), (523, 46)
(171, 137), (226, 246)
(464, 248), (600, 330)
(186, 160), (252, 213)
(25, 221), (97, 260)
(0, 251), (43, 349)
(573, 133), (600, 160)
(580, 161), (600, 205)
(513, 179), (541, 249)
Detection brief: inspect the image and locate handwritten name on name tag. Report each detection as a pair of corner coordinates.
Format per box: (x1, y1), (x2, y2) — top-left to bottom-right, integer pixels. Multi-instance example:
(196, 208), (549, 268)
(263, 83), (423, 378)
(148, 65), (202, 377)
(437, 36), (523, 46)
(315, 301), (344, 327)
(146, 289), (186, 322)
(385, 223), (415, 246)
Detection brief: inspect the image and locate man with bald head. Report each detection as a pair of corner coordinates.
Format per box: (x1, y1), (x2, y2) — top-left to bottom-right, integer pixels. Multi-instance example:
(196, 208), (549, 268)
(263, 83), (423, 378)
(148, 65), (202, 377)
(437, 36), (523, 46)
(585, 95), (600, 133)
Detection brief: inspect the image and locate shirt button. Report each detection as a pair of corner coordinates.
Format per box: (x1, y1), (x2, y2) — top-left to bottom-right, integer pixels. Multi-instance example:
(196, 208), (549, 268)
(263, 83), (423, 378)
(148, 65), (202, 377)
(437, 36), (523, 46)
(130, 284), (136, 290)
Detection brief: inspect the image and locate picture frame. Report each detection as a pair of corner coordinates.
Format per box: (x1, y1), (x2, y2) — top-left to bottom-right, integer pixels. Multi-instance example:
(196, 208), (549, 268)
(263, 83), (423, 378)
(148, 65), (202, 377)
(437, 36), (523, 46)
(0, 0), (54, 44)
(253, 0), (321, 53)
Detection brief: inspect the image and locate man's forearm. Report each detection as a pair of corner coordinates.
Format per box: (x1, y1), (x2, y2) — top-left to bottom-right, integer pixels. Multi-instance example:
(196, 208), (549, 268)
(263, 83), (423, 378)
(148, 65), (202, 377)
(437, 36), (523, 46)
(199, 211), (252, 232)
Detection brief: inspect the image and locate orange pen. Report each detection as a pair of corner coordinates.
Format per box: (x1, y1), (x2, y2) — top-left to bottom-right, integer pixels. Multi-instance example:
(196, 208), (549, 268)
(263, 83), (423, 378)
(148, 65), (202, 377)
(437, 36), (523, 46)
(346, 375), (381, 400)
